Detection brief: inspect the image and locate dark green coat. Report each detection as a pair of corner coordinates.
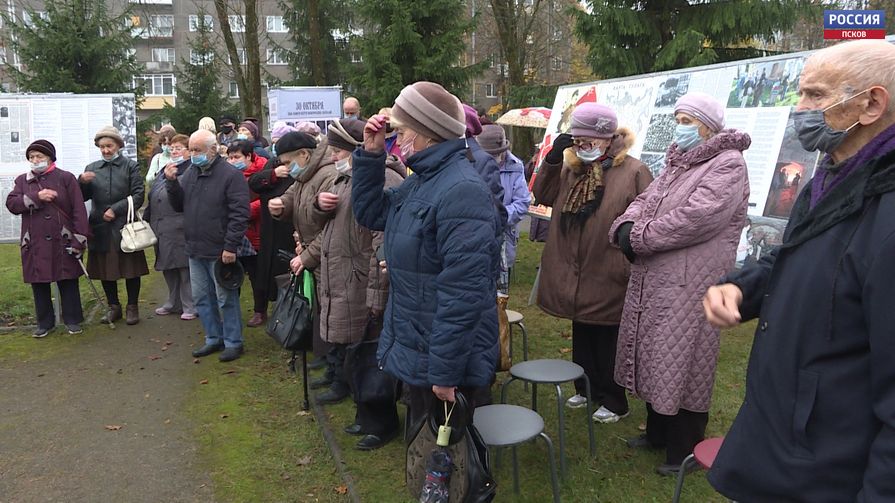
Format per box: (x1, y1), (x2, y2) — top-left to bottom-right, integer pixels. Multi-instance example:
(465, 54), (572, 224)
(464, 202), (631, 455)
(79, 155), (143, 253)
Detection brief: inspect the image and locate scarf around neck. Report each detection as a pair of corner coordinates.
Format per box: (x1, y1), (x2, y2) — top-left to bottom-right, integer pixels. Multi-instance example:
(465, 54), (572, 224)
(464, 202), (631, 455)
(562, 155), (608, 214)
(811, 122), (895, 209)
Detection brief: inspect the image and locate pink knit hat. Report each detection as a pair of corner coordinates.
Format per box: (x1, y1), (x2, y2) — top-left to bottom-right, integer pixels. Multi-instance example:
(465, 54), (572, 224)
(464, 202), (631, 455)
(674, 92), (725, 133)
(463, 104), (482, 138)
(570, 103), (617, 139)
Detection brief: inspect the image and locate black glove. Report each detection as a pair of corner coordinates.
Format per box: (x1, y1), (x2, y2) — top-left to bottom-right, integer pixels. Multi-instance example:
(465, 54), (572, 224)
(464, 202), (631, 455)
(616, 221), (636, 263)
(544, 133), (574, 165)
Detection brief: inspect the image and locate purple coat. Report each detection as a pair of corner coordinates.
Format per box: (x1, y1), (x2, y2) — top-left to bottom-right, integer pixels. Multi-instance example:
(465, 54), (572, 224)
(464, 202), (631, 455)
(499, 152), (531, 266)
(6, 166), (89, 284)
(609, 130), (751, 415)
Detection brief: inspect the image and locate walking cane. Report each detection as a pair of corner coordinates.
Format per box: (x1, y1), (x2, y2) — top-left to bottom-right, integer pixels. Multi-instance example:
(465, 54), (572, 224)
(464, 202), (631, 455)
(69, 248), (115, 329)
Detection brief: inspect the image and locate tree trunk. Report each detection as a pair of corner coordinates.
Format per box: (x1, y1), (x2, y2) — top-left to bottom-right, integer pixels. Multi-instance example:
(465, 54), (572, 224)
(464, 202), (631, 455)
(490, 0), (542, 108)
(243, 0), (263, 122)
(306, 0), (326, 86)
(213, 0), (251, 115)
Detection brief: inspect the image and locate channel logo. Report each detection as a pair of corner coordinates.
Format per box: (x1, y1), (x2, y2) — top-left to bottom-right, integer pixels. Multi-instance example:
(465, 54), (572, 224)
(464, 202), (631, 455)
(824, 10), (886, 40)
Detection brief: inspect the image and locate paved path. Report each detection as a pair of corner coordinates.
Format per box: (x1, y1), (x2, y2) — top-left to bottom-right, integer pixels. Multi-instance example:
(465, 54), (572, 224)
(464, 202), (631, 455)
(0, 286), (214, 503)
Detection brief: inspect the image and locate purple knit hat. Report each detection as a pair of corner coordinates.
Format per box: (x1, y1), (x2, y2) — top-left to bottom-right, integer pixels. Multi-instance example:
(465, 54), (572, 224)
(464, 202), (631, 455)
(570, 103), (617, 139)
(463, 104), (482, 138)
(271, 122), (297, 141)
(674, 92), (725, 132)
(239, 121), (259, 140)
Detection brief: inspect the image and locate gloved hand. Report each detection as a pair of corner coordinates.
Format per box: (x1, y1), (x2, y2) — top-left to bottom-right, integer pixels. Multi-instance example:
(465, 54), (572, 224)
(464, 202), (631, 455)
(616, 221), (636, 263)
(544, 133), (574, 165)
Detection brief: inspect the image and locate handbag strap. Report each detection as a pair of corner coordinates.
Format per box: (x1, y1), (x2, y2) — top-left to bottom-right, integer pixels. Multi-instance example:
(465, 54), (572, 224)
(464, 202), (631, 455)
(126, 195), (135, 224)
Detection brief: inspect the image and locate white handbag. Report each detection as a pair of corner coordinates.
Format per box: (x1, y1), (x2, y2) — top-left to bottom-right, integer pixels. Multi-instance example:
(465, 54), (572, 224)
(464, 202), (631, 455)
(120, 195), (157, 253)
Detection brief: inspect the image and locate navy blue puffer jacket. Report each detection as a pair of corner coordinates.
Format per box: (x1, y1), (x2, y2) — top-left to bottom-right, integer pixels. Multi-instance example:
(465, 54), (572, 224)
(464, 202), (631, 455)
(352, 139), (499, 388)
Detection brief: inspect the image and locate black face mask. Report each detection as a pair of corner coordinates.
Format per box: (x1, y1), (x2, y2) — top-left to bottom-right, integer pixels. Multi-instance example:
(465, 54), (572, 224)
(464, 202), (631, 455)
(221, 125), (234, 134)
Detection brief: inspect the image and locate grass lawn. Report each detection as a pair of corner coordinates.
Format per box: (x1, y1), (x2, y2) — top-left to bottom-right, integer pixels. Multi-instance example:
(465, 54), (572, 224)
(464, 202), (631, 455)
(193, 235), (755, 502)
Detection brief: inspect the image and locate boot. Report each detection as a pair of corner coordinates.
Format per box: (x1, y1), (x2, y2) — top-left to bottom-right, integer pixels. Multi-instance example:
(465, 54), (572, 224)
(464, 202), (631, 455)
(316, 382), (350, 405)
(246, 311), (267, 327)
(125, 304), (140, 325)
(102, 304), (122, 324)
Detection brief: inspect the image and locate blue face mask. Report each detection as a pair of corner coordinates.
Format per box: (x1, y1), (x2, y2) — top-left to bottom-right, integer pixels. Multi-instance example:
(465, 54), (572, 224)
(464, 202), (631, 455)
(674, 124), (704, 152)
(270, 144), (277, 157)
(289, 160), (306, 178)
(236, 133), (248, 141)
(191, 153), (210, 167)
(232, 160), (247, 170)
(161, 145), (170, 154)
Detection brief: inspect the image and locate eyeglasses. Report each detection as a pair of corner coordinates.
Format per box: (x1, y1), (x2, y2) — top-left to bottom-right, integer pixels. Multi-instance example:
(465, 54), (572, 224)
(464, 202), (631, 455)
(170, 145), (187, 153)
(572, 138), (599, 150)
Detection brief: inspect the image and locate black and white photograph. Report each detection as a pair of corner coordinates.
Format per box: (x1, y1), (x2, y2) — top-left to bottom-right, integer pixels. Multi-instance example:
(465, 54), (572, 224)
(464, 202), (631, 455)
(112, 96), (138, 160)
(640, 152), (667, 178)
(641, 113), (676, 153)
(10, 131), (19, 143)
(653, 74), (691, 108)
(0, 107), (8, 118)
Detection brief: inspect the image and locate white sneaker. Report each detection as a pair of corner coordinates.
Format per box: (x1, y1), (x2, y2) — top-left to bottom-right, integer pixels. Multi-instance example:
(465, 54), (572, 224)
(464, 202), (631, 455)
(592, 405), (629, 424)
(565, 394), (587, 409)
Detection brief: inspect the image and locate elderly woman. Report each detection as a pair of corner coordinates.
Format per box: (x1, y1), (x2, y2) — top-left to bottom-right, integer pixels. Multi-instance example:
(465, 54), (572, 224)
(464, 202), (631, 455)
(143, 134), (196, 320)
(79, 126), (149, 325)
(533, 103), (652, 424)
(269, 122), (297, 157)
(351, 81), (500, 431)
(609, 92), (750, 475)
(236, 121), (271, 159)
(6, 140), (89, 337)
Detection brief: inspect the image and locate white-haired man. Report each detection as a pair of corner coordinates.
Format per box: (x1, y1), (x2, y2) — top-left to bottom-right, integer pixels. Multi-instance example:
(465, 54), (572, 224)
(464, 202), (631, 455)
(704, 40), (895, 501)
(166, 129), (250, 362)
(343, 96), (361, 120)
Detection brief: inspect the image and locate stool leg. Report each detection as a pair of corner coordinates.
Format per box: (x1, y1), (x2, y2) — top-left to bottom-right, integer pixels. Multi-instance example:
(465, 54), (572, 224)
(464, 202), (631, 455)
(500, 377), (518, 404)
(508, 323), (514, 363)
(583, 374), (596, 457)
(672, 454), (696, 503)
(538, 432), (561, 503)
(520, 322), (529, 362)
(532, 383), (538, 412)
(512, 445), (520, 494)
(555, 384), (566, 477)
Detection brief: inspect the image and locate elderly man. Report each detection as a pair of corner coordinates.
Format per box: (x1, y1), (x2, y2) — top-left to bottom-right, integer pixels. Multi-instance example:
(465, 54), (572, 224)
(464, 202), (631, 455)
(166, 130), (250, 362)
(343, 97), (361, 120)
(704, 40), (895, 501)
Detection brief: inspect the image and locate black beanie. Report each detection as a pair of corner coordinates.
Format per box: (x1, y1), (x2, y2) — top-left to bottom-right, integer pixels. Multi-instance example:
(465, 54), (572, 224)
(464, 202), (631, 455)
(26, 139), (56, 162)
(276, 132), (317, 154)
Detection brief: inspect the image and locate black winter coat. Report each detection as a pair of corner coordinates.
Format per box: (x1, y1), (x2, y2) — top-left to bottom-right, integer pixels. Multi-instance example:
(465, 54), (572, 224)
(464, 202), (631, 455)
(248, 156), (296, 300)
(166, 156), (249, 260)
(79, 155), (142, 253)
(708, 147), (895, 502)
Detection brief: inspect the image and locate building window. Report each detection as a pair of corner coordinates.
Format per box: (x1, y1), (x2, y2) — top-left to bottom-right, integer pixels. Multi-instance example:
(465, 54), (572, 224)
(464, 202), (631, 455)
(485, 83), (497, 98)
(151, 48), (175, 63)
(551, 57), (562, 71)
(134, 74), (175, 96)
(188, 15), (213, 31)
(148, 15), (174, 38)
(266, 15), (287, 33)
(228, 81), (239, 98)
(22, 10), (48, 28)
(227, 48), (247, 65)
(266, 48), (288, 65)
(228, 15), (246, 33)
(189, 49), (214, 65)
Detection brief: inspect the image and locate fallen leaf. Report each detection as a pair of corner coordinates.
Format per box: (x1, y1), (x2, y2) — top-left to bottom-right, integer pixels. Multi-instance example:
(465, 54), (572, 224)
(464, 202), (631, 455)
(104, 425), (122, 431)
(193, 358), (201, 364)
(296, 455), (312, 466)
(148, 355), (162, 361)
(222, 369), (237, 375)
(37, 373), (45, 377)
(164, 419), (171, 425)
(219, 414), (229, 419)
(334, 485), (348, 495)
(164, 340), (174, 346)
(161, 346), (168, 351)
(296, 410), (311, 417)
(281, 473), (291, 480)
(559, 347), (572, 354)
(199, 379), (209, 385)
(144, 393), (150, 399)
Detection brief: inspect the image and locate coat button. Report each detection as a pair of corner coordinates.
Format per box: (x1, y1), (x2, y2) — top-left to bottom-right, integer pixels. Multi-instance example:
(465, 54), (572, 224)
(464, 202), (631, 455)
(44, 214), (52, 219)
(45, 235), (52, 240)
(760, 321), (768, 331)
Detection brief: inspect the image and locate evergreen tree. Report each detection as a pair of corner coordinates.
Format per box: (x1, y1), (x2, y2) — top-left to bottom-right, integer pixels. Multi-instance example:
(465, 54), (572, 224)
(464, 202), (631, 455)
(0, 0), (142, 96)
(574, 0), (820, 79)
(277, 0), (355, 86)
(161, 13), (236, 133)
(352, 0), (486, 111)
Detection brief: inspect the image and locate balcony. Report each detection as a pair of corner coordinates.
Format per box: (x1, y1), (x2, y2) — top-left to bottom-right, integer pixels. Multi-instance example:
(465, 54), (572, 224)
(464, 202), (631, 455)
(144, 61), (174, 72)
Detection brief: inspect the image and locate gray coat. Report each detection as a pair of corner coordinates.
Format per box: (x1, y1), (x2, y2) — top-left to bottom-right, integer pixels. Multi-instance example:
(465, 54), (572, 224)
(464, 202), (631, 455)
(79, 155), (143, 253)
(144, 163), (189, 270)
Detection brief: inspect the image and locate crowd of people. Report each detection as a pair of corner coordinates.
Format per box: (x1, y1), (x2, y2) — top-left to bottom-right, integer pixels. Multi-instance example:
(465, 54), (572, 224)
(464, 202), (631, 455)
(5, 39), (895, 500)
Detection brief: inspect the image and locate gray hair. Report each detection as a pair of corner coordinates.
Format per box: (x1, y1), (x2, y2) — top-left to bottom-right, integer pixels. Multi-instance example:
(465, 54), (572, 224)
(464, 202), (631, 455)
(190, 129), (217, 149)
(807, 40), (895, 112)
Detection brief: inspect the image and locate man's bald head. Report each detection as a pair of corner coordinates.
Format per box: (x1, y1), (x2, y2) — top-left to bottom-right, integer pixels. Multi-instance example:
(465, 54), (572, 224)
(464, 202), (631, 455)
(343, 97), (360, 118)
(189, 129), (218, 159)
(805, 40), (895, 112)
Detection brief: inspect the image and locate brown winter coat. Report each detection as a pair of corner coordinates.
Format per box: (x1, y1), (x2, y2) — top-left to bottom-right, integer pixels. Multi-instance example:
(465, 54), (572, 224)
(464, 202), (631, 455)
(609, 130), (751, 415)
(533, 128), (653, 325)
(6, 166), (89, 284)
(316, 157), (406, 344)
(276, 145), (338, 274)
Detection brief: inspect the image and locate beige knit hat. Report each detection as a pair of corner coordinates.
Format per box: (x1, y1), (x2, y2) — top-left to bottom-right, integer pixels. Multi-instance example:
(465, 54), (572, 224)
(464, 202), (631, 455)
(94, 126), (124, 148)
(392, 81), (465, 142)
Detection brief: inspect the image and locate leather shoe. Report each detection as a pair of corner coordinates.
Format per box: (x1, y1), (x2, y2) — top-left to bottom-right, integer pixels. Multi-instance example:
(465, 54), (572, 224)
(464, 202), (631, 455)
(316, 386), (349, 405)
(344, 423), (364, 436)
(626, 434), (662, 450)
(308, 358), (327, 370)
(356, 429), (399, 451)
(246, 312), (266, 327)
(219, 346), (244, 362)
(102, 304), (122, 324)
(656, 462), (698, 477)
(125, 304), (139, 325)
(192, 343), (224, 358)
(310, 375), (333, 390)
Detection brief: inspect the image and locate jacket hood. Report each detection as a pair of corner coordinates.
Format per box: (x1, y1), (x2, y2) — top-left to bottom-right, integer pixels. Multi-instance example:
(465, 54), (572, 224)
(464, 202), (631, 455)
(296, 144), (333, 183)
(563, 127), (637, 174)
(667, 129), (751, 168)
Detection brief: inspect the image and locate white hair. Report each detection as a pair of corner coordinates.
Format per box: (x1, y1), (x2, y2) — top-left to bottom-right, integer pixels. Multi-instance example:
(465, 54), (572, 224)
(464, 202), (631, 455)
(807, 40), (895, 111)
(190, 129), (217, 149)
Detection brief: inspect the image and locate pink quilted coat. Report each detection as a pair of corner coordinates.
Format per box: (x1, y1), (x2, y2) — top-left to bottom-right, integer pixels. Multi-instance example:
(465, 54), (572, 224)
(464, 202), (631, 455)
(609, 130), (750, 415)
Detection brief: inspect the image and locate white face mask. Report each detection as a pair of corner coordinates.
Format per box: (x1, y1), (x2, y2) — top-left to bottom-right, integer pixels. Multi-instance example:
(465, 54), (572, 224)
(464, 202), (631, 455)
(399, 133), (418, 160)
(31, 161), (49, 173)
(334, 157), (351, 174)
(576, 146), (603, 163)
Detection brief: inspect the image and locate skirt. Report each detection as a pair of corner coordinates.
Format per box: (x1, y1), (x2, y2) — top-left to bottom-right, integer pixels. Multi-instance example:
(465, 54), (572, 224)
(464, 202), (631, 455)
(87, 236), (149, 281)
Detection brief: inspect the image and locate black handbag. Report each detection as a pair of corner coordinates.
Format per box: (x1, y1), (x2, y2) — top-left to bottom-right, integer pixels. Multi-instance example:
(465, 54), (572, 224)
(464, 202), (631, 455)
(345, 315), (397, 404)
(266, 271), (314, 351)
(406, 391), (497, 503)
